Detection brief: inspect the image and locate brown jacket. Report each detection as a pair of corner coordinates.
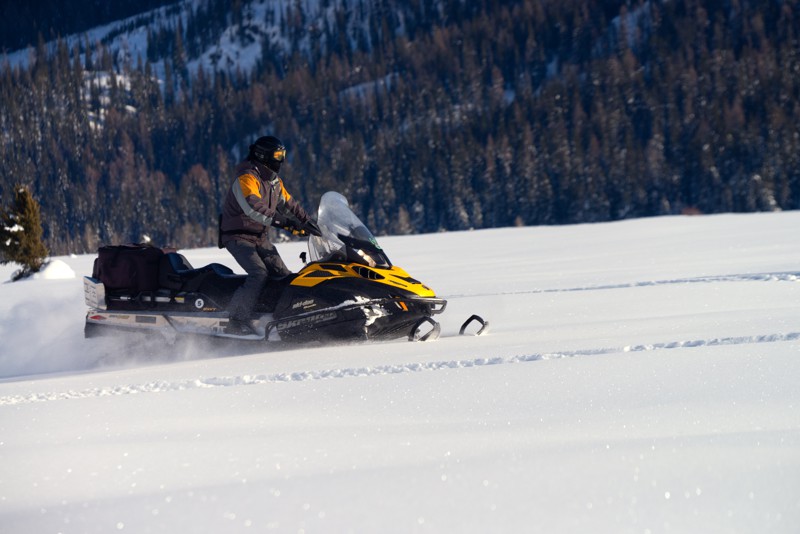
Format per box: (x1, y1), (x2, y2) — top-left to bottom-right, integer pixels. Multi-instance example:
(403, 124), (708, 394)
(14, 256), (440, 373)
(220, 160), (312, 246)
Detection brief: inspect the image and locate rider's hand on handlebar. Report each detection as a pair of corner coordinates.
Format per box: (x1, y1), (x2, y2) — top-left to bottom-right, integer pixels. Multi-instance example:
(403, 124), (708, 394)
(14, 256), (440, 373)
(303, 219), (322, 237)
(279, 224), (308, 236)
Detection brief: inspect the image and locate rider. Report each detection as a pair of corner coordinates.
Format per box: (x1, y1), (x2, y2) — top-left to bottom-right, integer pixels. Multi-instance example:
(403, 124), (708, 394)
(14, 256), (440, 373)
(219, 135), (321, 335)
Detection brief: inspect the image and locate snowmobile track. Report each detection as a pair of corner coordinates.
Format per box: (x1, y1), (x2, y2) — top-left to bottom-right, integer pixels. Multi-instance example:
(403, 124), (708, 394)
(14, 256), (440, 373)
(2, 331), (798, 406)
(448, 271), (800, 299)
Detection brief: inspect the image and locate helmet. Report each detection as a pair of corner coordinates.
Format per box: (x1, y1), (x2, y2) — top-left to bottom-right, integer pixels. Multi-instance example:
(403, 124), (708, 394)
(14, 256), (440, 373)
(248, 136), (286, 172)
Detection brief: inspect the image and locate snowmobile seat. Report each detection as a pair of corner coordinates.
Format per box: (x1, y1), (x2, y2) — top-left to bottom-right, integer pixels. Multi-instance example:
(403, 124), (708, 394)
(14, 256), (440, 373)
(158, 252), (240, 293)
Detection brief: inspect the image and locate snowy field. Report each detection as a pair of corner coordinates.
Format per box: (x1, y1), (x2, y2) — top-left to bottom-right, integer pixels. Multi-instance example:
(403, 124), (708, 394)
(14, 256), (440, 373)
(1, 211), (799, 533)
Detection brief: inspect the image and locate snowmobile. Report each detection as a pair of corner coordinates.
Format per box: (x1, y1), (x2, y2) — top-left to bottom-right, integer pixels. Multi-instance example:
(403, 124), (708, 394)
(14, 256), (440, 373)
(84, 191), (488, 343)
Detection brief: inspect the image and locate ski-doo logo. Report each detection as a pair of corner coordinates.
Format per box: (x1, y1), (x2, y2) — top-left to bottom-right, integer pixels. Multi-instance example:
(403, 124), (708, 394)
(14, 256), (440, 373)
(194, 298), (205, 309)
(292, 298), (317, 310)
(278, 312), (337, 330)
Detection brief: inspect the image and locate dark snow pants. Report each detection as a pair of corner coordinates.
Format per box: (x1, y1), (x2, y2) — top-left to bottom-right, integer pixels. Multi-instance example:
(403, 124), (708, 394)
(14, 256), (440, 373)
(225, 238), (290, 321)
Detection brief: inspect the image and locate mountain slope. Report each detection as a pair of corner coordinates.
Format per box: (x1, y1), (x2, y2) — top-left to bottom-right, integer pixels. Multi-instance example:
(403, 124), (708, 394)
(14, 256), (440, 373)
(1, 0), (799, 256)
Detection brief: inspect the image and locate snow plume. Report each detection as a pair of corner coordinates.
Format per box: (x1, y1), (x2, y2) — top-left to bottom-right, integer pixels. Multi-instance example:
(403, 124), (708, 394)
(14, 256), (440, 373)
(0, 274), (232, 378)
(0, 282), (95, 377)
(0, 293), (254, 378)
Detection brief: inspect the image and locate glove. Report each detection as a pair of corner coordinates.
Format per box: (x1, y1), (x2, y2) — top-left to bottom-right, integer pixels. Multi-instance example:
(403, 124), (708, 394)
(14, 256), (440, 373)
(303, 219), (322, 237)
(281, 225), (307, 236)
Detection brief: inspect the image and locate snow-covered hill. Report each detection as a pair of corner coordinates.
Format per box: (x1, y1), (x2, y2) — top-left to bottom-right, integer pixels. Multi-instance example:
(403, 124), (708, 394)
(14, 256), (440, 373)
(2, 0), (386, 78)
(1, 212), (799, 532)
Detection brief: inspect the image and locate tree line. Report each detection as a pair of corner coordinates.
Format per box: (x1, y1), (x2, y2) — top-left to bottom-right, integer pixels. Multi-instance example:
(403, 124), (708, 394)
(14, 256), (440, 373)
(1, 0), (798, 255)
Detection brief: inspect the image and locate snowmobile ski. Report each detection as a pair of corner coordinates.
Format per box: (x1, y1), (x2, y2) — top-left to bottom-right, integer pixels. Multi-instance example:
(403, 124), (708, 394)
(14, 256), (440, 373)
(459, 314), (490, 336)
(408, 316), (442, 342)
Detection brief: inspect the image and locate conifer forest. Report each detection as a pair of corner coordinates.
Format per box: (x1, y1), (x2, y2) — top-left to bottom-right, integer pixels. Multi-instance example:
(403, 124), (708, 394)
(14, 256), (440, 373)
(1, 0), (798, 254)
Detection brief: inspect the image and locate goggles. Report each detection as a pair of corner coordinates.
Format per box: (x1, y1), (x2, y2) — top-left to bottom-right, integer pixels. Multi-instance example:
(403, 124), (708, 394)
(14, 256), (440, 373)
(272, 148), (286, 162)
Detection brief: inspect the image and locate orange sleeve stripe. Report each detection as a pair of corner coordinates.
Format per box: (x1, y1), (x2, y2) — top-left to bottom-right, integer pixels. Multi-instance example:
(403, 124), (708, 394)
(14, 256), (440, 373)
(279, 180), (292, 202)
(238, 173), (261, 198)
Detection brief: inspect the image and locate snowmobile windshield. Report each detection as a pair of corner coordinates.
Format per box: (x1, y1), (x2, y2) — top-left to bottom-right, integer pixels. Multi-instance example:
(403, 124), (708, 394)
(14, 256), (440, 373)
(308, 192), (392, 268)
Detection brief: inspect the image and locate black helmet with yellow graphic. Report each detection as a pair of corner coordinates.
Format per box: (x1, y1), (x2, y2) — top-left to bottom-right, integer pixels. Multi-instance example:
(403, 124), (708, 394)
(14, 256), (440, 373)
(248, 136), (286, 172)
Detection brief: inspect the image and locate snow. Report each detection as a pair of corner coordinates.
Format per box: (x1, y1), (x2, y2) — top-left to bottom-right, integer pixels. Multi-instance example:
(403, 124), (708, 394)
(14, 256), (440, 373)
(32, 259), (76, 280)
(1, 211), (799, 533)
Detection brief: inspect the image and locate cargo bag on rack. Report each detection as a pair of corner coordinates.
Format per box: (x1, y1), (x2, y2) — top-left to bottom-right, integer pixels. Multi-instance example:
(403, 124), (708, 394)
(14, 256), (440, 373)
(92, 244), (167, 293)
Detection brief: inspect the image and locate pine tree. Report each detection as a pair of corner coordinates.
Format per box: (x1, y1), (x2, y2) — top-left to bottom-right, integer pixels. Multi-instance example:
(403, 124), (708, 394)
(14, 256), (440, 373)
(0, 185), (49, 280)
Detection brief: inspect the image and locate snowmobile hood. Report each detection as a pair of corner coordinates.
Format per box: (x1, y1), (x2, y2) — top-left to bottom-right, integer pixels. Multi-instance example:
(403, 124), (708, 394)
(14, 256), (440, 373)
(291, 261), (436, 298)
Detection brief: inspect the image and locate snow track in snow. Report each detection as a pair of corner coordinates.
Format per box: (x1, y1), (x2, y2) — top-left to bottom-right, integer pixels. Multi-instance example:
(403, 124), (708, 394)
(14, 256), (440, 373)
(448, 271), (800, 299)
(2, 331), (798, 406)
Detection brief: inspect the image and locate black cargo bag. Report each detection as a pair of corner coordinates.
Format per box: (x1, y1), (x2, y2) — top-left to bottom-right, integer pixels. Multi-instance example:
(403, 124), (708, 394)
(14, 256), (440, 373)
(92, 244), (167, 293)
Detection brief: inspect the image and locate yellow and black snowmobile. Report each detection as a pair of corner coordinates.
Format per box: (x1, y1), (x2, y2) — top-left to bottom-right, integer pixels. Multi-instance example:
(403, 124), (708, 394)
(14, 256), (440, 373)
(84, 192), (487, 343)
